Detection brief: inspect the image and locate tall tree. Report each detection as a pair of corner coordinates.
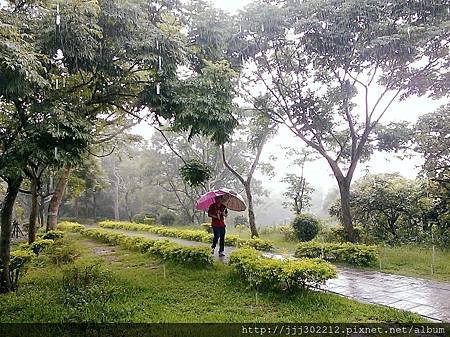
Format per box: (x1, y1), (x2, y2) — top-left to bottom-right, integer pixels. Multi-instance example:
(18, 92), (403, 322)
(413, 105), (450, 240)
(281, 149), (315, 215)
(238, 0), (450, 241)
(222, 114), (276, 237)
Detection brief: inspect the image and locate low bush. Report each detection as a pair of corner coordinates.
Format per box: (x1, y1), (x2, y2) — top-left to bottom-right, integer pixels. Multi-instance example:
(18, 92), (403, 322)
(59, 223), (213, 267)
(0, 249), (35, 290)
(158, 211), (176, 226)
(292, 214), (320, 242)
(99, 221), (274, 251)
(229, 248), (336, 291)
(61, 261), (120, 308)
(57, 221), (85, 232)
(45, 239), (81, 265)
(294, 242), (379, 266)
(330, 225), (367, 243)
(200, 222), (212, 233)
(30, 239), (54, 256)
(42, 230), (64, 240)
(235, 224), (249, 235)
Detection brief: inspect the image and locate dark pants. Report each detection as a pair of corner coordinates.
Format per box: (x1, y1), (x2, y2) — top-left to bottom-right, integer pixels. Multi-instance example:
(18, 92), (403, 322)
(211, 226), (226, 253)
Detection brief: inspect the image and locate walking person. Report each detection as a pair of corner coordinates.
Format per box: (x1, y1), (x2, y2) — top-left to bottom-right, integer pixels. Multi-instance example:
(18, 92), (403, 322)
(208, 196), (228, 257)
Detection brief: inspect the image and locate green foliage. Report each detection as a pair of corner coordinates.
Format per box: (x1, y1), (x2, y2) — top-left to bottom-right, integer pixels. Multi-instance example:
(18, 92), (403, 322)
(180, 159), (211, 187)
(200, 222), (212, 233)
(57, 221), (86, 232)
(99, 221), (274, 251)
(235, 224), (249, 235)
(238, 0), (449, 241)
(0, 249), (35, 291)
(0, 239), (424, 323)
(132, 213), (156, 225)
(42, 230), (64, 240)
(278, 225), (297, 242)
(29, 239), (54, 256)
(233, 215), (248, 227)
(291, 214), (320, 242)
(413, 105), (450, 242)
(260, 225), (297, 242)
(162, 60), (239, 145)
(331, 173), (448, 245)
(295, 242), (379, 267)
(45, 241), (81, 266)
(329, 226), (368, 244)
(229, 248), (336, 291)
(158, 211), (176, 226)
(65, 226), (214, 267)
(61, 261), (120, 310)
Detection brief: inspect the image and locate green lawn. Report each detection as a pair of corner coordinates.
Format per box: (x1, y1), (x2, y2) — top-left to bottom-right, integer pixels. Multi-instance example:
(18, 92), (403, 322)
(0, 233), (425, 323)
(377, 245), (450, 282)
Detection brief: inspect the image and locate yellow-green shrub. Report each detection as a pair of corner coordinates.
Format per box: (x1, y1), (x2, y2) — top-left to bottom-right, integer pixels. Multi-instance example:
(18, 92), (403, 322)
(41, 230), (64, 240)
(0, 249), (35, 291)
(30, 239), (54, 256)
(229, 248), (336, 291)
(57, 221), (85, 232)
(80, 228), (213, 267)
(99, 221), (274, 251)
(294, 241), (379, 266)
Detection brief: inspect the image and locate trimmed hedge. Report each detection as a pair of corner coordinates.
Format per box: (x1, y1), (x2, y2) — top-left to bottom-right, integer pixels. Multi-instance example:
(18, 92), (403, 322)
(294, 242), (379, 267)
(99, 221), (274, 251)
(229, 248), (336, 291)
(58, 222), (213, 267)
(57, 221), (85, 232)
(1, 236), (58, 290)
(41, 230), (64, 240)
(30, 239), (54, 255)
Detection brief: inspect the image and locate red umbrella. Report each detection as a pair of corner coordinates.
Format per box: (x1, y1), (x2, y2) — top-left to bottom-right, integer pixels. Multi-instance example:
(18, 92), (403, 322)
(196, 188), (246, 212)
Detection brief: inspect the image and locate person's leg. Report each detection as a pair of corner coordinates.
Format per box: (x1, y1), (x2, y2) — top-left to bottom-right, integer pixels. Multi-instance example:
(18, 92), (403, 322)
(211, 227), (219, 252)
(219, 227), (225, 254)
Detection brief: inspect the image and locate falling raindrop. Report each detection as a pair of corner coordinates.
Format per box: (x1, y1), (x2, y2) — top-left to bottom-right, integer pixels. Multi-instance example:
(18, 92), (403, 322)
(261, 23), (265, 32)
(55, 78), (59, 90)
(54, 147), (58, 160)
(156, 40), (159, 50)
(62, 77), (66, 88)
(158, 55), (162, 71)
(156, 83), (161, 95)
(239, 25), (242, 33)
(56, 4), (60, 25)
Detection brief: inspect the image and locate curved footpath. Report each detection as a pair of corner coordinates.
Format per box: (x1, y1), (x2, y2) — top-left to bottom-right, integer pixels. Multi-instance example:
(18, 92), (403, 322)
(92, 226), (450, 322)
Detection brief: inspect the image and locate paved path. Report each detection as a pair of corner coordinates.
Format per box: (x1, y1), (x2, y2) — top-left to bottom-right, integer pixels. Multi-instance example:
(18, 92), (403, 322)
(97, 227), (450, 322)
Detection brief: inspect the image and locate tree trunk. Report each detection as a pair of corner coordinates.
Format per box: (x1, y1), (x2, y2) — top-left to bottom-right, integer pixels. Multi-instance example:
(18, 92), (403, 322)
(47, 164), (71, 231)
(38, 195), (45, 228)
(244, 183), (259, 238)
(113, 169), (120, 220)
(337, 178), (355, 242)
(28, 178), (39, 244)
(0, 177), (22, 293)
(75, 199), (79, 219)
(92, 193), (97, 222)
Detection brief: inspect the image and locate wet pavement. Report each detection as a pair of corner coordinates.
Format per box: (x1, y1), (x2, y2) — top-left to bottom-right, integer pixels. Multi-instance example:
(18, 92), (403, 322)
(96, 227), (450, 322)
(320, 266), (450, 322)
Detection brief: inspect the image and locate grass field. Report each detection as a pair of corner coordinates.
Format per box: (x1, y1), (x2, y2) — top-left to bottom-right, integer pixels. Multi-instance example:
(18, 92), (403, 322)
(377, 245), (450, 282)
(0, 233), (426, 323)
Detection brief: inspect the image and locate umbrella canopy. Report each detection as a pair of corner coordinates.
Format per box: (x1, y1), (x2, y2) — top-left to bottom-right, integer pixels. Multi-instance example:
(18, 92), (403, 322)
(196, 188), (247, 212)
